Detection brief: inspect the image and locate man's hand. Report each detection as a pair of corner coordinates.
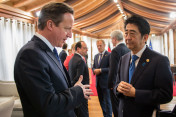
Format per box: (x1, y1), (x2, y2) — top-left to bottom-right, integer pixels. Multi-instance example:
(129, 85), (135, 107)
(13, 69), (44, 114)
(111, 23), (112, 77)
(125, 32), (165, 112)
(117, 81), (136, 97)
(93, 69), (101, 75)
(74, 75), (93, 100)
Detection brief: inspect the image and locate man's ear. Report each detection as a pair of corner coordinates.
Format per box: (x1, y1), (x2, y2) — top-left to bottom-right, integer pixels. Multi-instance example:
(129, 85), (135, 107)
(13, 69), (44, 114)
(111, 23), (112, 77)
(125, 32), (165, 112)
(143, 34), (149, 43)
(46, 20), (53, 31)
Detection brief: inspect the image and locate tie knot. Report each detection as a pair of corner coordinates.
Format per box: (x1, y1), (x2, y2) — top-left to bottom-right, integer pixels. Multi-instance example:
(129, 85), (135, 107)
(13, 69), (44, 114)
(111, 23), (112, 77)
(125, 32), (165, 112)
(132, 55), (138, 62)
(53, 48), (58, 55)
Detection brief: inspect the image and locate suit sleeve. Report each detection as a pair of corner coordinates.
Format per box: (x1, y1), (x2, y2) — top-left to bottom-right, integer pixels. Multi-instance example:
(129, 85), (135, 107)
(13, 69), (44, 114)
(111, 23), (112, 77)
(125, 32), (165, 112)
(15, 49), (84, 116)
(108, 50), (121, 88)
(92, 56), (96, 74)
(113, 57), (124, 98)
(135, 56), (173, 105)
(60, 52), (67, 63)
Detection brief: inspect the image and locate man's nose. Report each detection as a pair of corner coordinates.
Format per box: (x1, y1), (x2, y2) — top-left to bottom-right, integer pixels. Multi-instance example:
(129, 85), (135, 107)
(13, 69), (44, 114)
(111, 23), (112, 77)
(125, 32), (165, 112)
(67, 30), (72, 38)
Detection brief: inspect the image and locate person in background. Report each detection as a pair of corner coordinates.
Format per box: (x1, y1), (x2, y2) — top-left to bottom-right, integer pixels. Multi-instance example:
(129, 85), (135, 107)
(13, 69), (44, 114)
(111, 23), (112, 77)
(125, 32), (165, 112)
(68, 41), (90, 117)
(64, 43), (76, 70)
(14, 3), (92, 117)
(114, 15), (173, 117)
(92, 40), (112, 117)
(108, 30), (130, 117)
(59, 43), (68, 63)
(68, 49), (72, 55)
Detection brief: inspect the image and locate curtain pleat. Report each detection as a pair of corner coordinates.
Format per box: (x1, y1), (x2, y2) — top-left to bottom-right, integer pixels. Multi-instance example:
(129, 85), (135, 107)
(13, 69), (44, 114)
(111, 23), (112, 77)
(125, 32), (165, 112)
(0, 17), (35, 81)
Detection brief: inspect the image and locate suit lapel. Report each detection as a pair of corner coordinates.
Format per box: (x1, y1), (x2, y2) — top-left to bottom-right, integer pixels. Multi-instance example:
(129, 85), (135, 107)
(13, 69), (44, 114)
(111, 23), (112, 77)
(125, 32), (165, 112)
(95, 54), (99, 67)
(131, 48), (151, 85)
(124, 53), (131, 82)
(32, 36), (69, 86)
(99, 51), (107, 67)
(46, 51), (69, 85)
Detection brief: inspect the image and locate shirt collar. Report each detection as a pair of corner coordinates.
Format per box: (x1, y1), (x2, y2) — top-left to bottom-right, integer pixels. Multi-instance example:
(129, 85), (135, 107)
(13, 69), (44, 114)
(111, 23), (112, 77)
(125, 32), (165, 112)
(131, 45), (146, 58)
(115, 41), (124, 47)
(35, 32), (54, 51)
(99, 50), (106, 55)
(75, 52), (84, 59)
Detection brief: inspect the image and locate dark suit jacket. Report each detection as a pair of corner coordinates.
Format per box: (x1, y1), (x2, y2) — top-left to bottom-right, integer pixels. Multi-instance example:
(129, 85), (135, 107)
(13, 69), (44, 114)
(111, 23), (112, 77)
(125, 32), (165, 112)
(114, 47), (173, 117)
(92, 51), (110, 88)
(68, 53), (89, 85)
(108, 43), (130, 89)
(59, 50), (67, 63)
(14, 36), (84, 117)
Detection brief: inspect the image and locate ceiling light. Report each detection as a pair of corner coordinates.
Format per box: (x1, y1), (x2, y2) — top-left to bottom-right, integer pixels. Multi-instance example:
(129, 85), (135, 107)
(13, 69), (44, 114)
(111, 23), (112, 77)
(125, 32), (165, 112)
(170, 12), (176, 19)
(116, 4), (120, 7)
(114, 0), (118, 3)
(151, 34), (155, 37)
(36, 11), (40, 17)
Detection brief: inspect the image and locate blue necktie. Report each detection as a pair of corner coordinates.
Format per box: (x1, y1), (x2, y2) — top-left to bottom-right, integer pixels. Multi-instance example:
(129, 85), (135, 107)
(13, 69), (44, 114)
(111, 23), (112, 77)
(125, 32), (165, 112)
(129, 55), (139, 83)
(98, 53), (102, 66)
(53, 48), (63, 68)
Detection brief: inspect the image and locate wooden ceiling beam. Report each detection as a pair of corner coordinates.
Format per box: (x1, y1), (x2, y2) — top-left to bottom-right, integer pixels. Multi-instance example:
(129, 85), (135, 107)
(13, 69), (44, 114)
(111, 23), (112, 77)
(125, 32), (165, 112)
(25, 0), (65, 12)
(75, 0), (112, 22)
(123, 2), (171, 22)
(161, 19), (176, 34)
(0, 3), (34, 18)
(13, 0), (34, 8)
(93, 18), (123, 34)
(142, 0), (176, 6)
(81, 11), (120, 30)
(85, 13), (122, 32)
(128, 0), (176, 13)
(74, 0), (107, 19)
(72, 28), (98, 39)
(0, 0), (9, 4)
(96, 18), (124, 35)
(74, 3), (117, 28)
(148, 21), (167, 28)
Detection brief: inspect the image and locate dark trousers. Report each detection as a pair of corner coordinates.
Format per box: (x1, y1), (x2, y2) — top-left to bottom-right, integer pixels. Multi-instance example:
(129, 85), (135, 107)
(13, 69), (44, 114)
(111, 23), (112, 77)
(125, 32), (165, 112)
(110, 90), (119, 117)
(75, 98), (89, 117)
(97, 85), (112, 117)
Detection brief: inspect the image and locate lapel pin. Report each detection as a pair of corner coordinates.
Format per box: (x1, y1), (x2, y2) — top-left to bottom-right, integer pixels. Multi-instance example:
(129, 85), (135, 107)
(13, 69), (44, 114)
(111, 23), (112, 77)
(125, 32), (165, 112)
(142, 62), (146, 66)
(146, 59), (150, 62)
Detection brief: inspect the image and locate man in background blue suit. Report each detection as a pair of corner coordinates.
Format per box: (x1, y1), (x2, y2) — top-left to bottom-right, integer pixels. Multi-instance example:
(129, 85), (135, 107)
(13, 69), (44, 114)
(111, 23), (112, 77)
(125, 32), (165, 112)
(92, 40), (112, 117)
(14, 3), (92, 117)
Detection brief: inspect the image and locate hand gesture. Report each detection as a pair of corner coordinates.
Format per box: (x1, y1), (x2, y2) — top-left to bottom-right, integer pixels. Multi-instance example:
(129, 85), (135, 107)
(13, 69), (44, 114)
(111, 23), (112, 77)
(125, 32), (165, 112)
(117, 81), (135, 97)
(74, 75), (93, 100)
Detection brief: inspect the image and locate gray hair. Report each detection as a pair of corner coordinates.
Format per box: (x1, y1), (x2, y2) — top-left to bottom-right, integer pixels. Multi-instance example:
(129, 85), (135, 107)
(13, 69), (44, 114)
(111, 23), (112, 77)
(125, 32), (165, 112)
(110, 30), (123, 41)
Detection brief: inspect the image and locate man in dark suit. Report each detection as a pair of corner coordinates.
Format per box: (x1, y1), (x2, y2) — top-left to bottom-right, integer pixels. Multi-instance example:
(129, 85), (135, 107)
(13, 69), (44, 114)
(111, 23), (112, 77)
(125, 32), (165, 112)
(14, 3), (92, 117)
(92, 40), (112, 117)
(59, 43), (68, 63)
(115, 15), (173, 117)
(68, 41), (90, 117)
(108, 30), (130, 117)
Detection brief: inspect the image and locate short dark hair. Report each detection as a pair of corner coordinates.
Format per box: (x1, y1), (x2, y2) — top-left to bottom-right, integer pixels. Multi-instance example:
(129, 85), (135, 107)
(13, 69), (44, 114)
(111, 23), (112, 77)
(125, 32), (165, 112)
(62, 43), (67, 49)
(38, 2), (74, 30)
(75, 41), (84, 51)
(124, 15), (150, 37)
